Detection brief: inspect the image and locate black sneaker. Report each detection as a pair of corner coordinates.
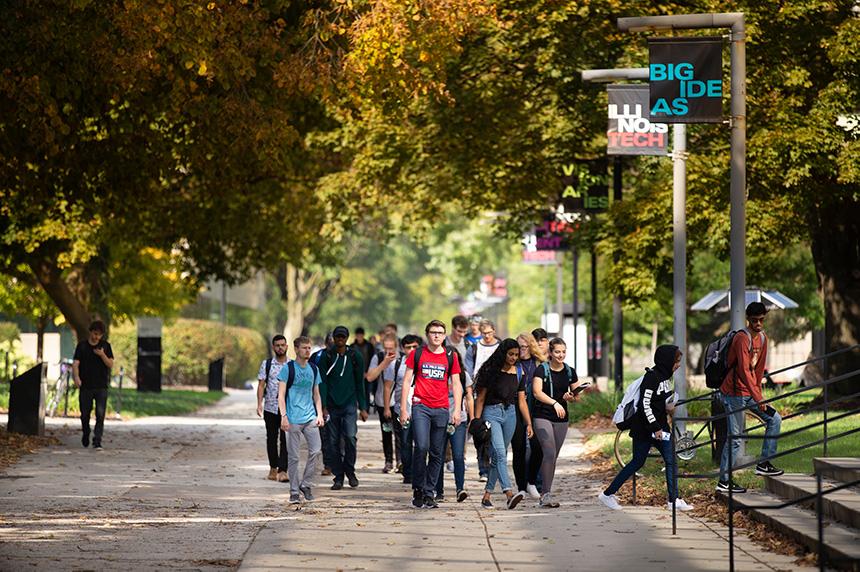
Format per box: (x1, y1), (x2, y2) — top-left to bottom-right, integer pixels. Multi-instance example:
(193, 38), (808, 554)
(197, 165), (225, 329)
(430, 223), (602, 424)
(299, 485), (314, 501)
(506, 491), (525, 510)
(481, 497), (493, 509)
(457, 490), (468, 503)
(93, 442), (103, 450)
(82, 434), (90, 448)
(347, 474), (359, 488)
(412, 490), (424, 508)
(716, 480), (747, 494)
(423, 495), (438, 509)
(331, 481), (343, 491)
(755, 462), (784, 477)
(435, 493), (445, 502)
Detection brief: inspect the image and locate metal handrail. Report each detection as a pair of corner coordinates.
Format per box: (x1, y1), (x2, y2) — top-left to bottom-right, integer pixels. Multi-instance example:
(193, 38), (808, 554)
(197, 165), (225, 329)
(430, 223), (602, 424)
(663, 344), (860, 572)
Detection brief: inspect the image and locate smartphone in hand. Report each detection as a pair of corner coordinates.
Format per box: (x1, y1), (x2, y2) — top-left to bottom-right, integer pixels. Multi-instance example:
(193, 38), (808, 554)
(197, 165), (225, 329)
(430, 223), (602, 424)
(572, 381), (591, 396)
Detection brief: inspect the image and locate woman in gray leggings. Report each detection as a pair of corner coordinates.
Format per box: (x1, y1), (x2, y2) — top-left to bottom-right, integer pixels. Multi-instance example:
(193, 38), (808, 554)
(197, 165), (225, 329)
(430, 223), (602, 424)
(530, 337), (583, 508)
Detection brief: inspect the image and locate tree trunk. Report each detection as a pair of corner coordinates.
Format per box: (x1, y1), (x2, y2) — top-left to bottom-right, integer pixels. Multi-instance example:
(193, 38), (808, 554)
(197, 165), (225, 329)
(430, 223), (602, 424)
(35, 316), (46, 362)
(29, 258), (91, 342)
(281, 263), (337, 346)
(809, 202), (860, 396)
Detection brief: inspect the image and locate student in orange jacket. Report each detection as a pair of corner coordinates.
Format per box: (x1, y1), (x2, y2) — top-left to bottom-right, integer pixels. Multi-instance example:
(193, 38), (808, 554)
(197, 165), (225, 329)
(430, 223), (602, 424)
(717, 302), (784, 494)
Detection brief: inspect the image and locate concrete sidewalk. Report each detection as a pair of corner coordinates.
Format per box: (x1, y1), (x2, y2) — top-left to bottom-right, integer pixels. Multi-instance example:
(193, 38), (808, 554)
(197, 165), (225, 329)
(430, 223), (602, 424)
(0, 390), (806, 571)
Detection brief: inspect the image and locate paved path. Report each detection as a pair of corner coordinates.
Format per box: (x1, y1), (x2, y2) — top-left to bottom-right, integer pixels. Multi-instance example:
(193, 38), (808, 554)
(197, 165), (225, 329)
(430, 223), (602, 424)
(0, 391), (806, 571)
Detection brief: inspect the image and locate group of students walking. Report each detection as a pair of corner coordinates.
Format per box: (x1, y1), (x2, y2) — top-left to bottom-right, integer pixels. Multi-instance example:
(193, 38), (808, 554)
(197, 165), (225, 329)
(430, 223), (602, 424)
(255, 302), (784, 512)
(256, 316), (587, 509)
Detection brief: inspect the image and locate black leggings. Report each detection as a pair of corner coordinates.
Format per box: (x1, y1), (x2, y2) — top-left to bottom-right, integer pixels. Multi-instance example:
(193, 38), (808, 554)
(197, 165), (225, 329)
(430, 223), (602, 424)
(377, 407), (394, 464)
(512, 410), (543, 491)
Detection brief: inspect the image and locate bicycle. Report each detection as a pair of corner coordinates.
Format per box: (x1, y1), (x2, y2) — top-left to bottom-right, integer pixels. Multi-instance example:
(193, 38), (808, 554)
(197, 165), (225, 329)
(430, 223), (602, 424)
(612, 403), (760, 467)
(46, 359), (74, 417)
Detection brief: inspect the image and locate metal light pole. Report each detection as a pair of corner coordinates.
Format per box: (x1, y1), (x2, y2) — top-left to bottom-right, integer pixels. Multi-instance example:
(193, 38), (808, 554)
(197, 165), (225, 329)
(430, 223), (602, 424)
(581, 67), (649, 393)
(618, 13), (747, 331)
(672, 123), (688, 430)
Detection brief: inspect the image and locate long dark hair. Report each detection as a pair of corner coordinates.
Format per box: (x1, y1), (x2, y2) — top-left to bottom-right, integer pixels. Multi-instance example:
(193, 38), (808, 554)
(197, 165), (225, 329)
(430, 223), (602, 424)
(476, 338), (519, 386)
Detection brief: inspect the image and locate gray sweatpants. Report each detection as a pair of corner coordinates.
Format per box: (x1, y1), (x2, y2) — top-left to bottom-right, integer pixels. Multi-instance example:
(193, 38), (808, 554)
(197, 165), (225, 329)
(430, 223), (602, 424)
(534, 418), (568, 494)
(287, 421), (322, 495)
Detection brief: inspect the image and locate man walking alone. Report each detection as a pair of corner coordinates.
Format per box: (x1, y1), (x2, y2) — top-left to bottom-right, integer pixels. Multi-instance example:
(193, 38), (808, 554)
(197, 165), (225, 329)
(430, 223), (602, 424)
(73, 320), (114, 450)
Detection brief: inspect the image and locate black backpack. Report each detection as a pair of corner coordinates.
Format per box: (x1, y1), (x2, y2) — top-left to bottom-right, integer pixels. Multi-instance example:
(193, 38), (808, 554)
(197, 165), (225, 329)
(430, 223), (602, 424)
(411, 346), (457, 388)
(703, 329), (762, 389)
(285, 360), (320, 392)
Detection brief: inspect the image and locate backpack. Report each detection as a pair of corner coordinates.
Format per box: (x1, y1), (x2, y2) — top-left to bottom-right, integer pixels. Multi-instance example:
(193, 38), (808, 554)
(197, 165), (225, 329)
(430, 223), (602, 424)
(410, 346), (456, 387)
(539, 362), (574, 399)
(262, 358), (273, 388)
(703, 329), (761, 389)
(285, 360), (320, 392)
(612, 374), (645, 430)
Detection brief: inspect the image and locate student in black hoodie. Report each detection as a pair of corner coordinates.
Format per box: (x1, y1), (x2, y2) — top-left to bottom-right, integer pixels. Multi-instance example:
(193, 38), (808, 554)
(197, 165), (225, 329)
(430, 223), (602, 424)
(597, 345), (694, 512)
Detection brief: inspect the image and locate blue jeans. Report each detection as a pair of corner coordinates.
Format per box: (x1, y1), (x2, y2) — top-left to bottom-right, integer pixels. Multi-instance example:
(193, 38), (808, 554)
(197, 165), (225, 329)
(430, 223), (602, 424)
(605, 435), (678, 502)
(327, 403), (358, 482)
(411, 404), (449, 497)
(436, 421), (467, 496)
(719, 393), (782, 481)
(483, 404), (517, 493)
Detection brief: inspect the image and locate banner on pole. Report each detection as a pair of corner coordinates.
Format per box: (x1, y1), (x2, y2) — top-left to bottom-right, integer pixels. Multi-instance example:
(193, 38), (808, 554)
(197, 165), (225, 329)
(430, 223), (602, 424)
(648, 37), (723, 123)
(560, 159), (608, 212)
(607, 84), (668, 155)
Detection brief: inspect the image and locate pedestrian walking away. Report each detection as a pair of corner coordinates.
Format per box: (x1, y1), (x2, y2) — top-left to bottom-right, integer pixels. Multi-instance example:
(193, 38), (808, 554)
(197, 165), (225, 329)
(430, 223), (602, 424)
(400, 320), (463, 509)
(717, 302), (783, 494)
(531, 337), (583, 508)
(278, 336), (325, 504)
(73, 320), (114, 450)
(474, 338), (533, 510)
(366, 333), (400, 473)
(512, 332), (547, 501)
(598, 345), (694, 512)
(318, 325), (368, 490)
(257, 335), (290, 482)
(386, 334), (421, 484)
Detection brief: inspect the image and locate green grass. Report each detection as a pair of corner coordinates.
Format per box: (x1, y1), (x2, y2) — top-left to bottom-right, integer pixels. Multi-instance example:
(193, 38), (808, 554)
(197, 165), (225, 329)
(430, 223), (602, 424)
(588, 411), (860, 497)
(0, 383), (226, 419)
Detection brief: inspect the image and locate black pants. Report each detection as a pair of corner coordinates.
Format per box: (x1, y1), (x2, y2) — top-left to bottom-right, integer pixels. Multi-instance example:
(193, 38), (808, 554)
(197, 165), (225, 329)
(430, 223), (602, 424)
(512, 410), (543, 491)
(80, 388), (108, 445)
(263, 411), (288, 471)
(377, 407), (394, 464)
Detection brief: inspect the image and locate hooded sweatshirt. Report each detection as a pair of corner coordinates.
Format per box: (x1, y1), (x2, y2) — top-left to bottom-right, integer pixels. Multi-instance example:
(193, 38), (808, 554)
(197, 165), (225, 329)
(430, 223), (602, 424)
(629, 344), (678, 439)
(318, 346), (368, 411)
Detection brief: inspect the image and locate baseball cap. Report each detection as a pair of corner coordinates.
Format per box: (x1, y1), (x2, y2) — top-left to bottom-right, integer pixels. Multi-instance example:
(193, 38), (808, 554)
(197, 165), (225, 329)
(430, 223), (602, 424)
(332, 325), (350, 338)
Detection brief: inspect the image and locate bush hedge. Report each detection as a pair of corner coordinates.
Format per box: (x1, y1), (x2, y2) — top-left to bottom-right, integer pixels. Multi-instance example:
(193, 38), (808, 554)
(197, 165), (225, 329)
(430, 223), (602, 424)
(111, 319), (266, 388)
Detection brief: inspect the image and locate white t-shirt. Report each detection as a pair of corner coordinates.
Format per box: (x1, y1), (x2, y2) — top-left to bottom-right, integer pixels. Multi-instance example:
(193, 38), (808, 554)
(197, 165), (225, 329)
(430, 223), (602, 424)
(474, 341), (499, 376)
(258, 358), (289, 415)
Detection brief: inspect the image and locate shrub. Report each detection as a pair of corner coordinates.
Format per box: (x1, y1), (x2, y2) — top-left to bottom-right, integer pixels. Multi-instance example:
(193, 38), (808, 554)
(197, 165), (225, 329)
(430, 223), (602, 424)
(111, 319), (266, 388)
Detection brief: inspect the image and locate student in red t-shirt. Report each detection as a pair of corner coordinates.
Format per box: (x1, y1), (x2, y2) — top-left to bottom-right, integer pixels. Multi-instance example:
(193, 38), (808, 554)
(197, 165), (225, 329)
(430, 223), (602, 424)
(400, 320), (463, 509)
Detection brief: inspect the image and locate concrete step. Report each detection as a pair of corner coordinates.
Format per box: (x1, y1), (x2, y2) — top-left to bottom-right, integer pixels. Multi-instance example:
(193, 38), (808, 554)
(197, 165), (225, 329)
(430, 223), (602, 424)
(718, 489), (860, 571)
(765, 473), (860, 529)
(815, 458), (860, 485)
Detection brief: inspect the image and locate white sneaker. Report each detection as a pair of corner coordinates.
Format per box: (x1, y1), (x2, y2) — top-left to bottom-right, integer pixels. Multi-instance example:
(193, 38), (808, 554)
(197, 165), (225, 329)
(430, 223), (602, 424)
(446, 461), (454, 473)
(669, 498), (694, 512)
(525, 484), (540, 499)
(598, 492), (623, 511)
